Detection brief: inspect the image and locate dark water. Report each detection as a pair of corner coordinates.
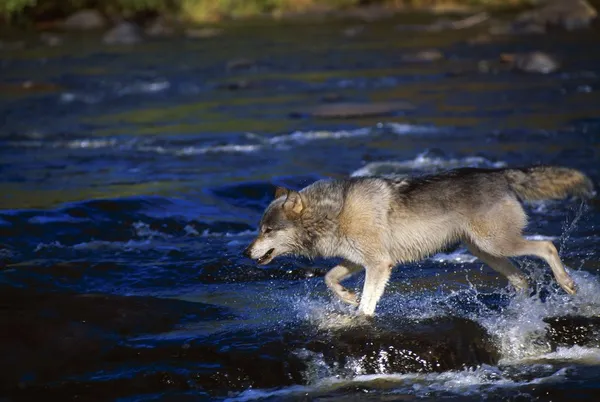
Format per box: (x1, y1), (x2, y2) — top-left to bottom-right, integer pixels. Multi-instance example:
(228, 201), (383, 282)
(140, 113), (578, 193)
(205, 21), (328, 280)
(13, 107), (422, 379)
(1, 15), (600, 401)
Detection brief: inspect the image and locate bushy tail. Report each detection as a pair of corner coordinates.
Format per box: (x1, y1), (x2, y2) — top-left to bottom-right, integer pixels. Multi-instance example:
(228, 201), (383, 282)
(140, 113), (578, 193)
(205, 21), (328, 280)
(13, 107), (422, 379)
(504, 166), (595, 201)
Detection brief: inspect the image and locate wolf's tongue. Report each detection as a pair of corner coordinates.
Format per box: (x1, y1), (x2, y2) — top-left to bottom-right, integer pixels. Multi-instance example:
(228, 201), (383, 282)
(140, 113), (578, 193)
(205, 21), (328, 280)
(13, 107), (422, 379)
(258, 248), (274, 263)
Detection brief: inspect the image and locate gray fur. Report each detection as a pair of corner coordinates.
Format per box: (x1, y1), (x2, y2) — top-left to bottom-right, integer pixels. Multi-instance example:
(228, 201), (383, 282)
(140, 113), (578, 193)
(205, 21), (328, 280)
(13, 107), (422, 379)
(244, 166), (594, 316)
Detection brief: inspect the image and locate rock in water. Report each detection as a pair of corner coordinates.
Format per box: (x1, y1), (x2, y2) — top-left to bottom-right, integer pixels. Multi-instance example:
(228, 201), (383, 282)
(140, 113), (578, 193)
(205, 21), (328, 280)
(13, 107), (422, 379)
(62, 10), (106, 30)
(545, 315), (600, 349)
(516, 0), (597, 31)
(169, 316), (500, 392)
(103, 22), (143, 45)
(304, 316), (500, 375)
(501, 52), (560, 74)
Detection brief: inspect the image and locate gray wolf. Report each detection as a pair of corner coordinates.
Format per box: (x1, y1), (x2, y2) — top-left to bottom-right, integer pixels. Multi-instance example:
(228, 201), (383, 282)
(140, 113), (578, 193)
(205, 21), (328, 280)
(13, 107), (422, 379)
(243, 166), (594, 316)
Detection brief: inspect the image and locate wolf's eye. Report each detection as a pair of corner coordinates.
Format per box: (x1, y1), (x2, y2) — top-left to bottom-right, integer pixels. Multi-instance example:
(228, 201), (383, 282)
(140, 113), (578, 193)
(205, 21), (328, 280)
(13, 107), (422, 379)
(264, 227), (273, 234)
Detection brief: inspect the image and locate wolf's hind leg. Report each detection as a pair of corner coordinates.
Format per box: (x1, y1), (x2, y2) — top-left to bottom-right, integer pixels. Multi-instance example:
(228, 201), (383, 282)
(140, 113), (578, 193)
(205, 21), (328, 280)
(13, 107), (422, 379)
(465, 242), (529, 291)
(325, 261), (363, 306)
(358, 261), (393, 316)
(510, 240), (576, 295)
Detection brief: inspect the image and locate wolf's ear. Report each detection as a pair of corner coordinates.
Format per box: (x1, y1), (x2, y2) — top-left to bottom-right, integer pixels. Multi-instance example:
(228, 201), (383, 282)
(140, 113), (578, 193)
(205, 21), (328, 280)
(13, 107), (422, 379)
(282, 190), (304, 217)
(274, 186), (289, 199)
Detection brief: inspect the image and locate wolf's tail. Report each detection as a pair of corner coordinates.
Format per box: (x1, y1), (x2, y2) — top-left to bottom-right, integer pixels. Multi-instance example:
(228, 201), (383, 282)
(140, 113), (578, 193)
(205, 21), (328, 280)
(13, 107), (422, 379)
(504, 166), (595, 201)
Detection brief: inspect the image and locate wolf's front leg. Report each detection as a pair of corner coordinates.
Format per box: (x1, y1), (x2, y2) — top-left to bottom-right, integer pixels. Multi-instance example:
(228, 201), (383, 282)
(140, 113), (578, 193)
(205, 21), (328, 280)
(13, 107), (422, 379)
(324, 260), (363, 306)
(358, 261), (393, 316)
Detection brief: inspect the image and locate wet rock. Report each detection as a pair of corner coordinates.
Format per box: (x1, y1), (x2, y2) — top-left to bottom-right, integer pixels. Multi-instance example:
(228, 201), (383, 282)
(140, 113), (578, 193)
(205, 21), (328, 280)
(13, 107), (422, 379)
(501, 51), (560, 74)
(185, 27), (222, 39)
(516, 0), (597, 31)
(306, 316), (500, 376)
(40, 32), (62, 47)
(62, 9), (106, 30)
(107, 316), (499, 393)
(292, 101), (414, 119)
(145, 16), (177, 37)
(103, 22), (143, 45)
(401, 49), (443, 63)
(545, 315), (600, 349)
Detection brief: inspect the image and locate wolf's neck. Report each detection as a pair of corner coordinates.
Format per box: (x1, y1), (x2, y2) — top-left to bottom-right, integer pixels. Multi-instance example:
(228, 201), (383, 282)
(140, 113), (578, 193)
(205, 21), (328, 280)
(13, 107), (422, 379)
(299, 181), (346, 258)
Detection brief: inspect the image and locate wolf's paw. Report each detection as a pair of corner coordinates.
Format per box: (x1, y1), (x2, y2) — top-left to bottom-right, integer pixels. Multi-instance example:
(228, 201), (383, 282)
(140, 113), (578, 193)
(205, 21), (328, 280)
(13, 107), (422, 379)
(560, 277), (577, 295)
(338, 289), (359, 306)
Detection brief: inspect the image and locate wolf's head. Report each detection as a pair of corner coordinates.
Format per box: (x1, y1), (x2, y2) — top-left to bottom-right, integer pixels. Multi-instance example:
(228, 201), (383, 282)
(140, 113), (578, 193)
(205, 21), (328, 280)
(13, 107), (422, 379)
(243, 187), (309, 265)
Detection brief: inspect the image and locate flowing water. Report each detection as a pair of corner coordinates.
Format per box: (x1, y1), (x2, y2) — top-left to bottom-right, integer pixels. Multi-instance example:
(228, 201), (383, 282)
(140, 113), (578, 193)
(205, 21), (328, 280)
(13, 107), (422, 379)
(1, 15), (600, 401)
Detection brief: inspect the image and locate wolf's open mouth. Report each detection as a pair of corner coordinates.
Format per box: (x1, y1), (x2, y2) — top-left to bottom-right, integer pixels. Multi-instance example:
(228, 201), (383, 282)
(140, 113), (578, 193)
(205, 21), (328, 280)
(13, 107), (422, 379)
(257, 248), (275, 264)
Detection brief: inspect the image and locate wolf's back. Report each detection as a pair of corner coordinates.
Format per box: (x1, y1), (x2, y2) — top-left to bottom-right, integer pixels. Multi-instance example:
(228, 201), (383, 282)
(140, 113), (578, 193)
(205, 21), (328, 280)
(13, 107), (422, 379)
(504, 166), (594, 201)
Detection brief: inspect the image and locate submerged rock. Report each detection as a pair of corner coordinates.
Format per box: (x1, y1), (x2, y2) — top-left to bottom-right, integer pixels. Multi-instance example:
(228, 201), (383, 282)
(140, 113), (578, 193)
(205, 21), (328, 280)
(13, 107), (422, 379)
(103, 22), (143, 45)
(62, 9), (106, 30)
(516, 0), (597, 31)
(501, 51), (560, 74)
(292, 101), (414, 119)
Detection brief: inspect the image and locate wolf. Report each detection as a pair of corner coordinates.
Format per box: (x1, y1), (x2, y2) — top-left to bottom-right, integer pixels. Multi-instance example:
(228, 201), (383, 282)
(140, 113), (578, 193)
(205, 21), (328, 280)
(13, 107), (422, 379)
(243, 166), (594, 316)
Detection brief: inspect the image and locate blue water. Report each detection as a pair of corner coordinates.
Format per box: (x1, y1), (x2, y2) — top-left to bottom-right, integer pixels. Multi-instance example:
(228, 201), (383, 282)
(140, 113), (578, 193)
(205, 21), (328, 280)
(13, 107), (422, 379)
(1, 16), (600, 401)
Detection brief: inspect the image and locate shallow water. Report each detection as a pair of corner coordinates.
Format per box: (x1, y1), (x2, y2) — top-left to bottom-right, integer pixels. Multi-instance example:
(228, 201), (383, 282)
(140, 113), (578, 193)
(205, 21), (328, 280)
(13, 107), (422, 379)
(1, 15), (600, 401)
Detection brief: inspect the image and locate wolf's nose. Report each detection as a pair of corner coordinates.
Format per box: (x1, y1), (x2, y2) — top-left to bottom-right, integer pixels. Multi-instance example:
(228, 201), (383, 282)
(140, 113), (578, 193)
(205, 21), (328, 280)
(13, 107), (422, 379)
(242, 246), (252, 258)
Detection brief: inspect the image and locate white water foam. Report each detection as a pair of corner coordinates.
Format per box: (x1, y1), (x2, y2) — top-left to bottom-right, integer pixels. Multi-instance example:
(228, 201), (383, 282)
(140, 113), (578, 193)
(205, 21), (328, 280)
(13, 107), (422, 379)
(351, 151), (506, 177)
(6, 123), (436, 154)
(60, 79), (170, 104)
(132, 221), (172, 239)
(482, 270), (600, 363)
(227, 364), (559, 402)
